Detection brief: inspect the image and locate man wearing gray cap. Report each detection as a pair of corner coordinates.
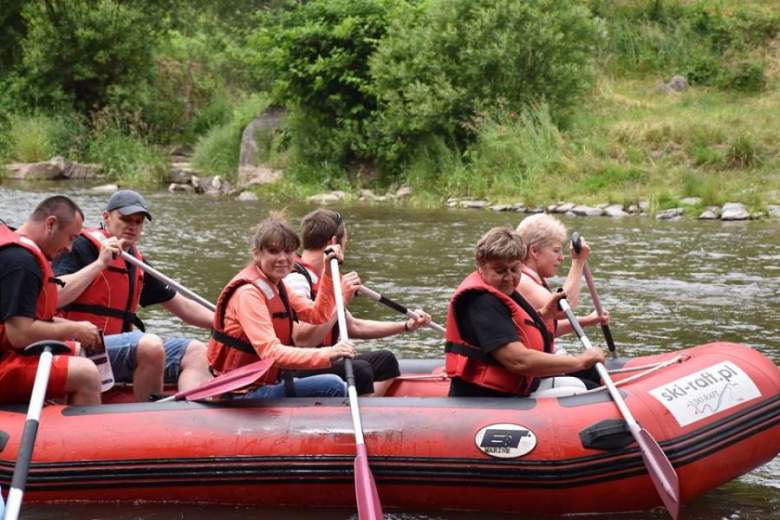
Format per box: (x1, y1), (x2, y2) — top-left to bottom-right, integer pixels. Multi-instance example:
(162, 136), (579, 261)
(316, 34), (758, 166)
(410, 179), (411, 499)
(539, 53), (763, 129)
(53, 190), (213, 401)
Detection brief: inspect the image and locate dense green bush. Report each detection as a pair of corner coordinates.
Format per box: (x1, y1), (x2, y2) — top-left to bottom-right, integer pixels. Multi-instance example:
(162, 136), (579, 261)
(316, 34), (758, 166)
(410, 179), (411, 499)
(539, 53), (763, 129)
(369, 0), (600, 170)
(4, 113), (84, 162)
(249, 0), (402, 172)
(85, 110), (168, 186)
(10, 1), (171, 111)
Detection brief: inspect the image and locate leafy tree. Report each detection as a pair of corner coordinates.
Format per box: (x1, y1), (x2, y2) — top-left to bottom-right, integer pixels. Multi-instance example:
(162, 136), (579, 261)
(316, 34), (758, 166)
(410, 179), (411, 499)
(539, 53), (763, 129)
(11, 0), (174, 111)
(248, 0), (403, 170)
(369, 0), (600, 168)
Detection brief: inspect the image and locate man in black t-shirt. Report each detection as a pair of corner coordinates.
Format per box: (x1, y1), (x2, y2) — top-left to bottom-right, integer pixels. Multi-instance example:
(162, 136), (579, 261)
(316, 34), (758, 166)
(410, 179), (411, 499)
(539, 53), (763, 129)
(0, 196), (101, 405)
(54, 191), (214, 402)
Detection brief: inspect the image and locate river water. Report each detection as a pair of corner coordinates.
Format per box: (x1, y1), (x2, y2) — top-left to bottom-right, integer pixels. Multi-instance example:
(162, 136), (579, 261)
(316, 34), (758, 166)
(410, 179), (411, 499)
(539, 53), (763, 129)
(1, 182), (778, 519)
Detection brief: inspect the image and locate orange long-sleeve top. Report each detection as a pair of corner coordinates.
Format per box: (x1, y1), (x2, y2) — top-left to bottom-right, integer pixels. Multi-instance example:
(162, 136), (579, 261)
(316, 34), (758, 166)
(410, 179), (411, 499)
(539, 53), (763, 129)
(210, 265), (337, 374)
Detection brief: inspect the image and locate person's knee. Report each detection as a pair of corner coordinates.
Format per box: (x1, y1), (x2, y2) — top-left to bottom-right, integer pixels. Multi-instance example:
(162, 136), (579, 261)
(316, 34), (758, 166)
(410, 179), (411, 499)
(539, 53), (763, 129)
(66, 357), (101, 392)
(324, 374), (347, 397)
(181, 340), (208, 369)
(137, 334), (165, 368)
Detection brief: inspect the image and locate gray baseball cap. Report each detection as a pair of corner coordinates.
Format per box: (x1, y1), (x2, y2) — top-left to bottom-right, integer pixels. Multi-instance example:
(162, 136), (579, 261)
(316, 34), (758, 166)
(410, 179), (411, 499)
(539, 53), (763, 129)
(106, 190), (152, 221)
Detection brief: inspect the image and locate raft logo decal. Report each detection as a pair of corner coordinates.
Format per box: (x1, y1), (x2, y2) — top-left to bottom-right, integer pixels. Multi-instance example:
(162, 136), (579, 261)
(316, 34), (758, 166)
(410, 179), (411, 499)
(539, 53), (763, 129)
(475, 423), (537, 459)
(648, 362), (761, 427)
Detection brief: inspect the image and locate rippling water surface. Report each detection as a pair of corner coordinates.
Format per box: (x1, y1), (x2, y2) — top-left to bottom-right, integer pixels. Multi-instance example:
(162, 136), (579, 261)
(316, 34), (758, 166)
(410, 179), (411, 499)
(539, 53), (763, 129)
(1, 182), (777, 519)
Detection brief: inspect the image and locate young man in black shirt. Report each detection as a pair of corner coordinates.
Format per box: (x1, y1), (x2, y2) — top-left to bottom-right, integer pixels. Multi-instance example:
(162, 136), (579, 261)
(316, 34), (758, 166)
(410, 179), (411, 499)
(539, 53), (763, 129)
(0, 196), (101, 405)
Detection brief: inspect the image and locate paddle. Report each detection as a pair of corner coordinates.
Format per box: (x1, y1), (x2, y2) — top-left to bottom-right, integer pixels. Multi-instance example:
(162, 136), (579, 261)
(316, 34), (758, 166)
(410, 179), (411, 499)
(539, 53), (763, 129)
(119, 251), (216, 312)
(93, 233), (216, 312)
(157, 358), (274, 402)
(330, 259), (384, 520)
(4, 340), (72, 520)
(571, 232), (617, 358)
(557, 294), (680, 519)
(357, 285), (446, 336)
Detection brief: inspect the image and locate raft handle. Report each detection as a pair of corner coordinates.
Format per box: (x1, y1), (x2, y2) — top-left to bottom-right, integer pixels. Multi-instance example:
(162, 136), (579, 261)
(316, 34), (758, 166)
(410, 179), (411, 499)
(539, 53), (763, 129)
(580, 419), (634, 451)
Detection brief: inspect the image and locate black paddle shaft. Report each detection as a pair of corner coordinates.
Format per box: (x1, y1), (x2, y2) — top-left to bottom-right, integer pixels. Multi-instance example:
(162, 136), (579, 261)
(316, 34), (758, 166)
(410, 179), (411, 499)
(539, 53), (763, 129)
(571, 232), (618, 357)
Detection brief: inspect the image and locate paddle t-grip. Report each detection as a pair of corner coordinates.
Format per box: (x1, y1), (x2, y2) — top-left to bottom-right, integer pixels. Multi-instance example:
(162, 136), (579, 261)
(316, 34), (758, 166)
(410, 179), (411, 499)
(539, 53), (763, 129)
(571, 232), (582, 254)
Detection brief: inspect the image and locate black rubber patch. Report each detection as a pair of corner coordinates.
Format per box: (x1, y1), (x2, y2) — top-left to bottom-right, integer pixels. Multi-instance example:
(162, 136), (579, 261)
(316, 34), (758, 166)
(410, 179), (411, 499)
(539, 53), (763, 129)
(580, 418), (633, 450)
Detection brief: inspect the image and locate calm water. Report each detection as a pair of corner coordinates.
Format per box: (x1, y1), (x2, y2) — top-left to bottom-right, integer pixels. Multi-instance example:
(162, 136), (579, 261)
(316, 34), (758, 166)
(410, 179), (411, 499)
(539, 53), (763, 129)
(1, 182), (778, 519)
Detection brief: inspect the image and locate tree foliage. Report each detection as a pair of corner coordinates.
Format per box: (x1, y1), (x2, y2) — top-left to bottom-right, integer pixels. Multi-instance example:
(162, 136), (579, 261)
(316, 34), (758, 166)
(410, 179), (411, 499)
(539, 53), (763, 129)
(10, 0), (174, 111)
(369, 0), (600, 168)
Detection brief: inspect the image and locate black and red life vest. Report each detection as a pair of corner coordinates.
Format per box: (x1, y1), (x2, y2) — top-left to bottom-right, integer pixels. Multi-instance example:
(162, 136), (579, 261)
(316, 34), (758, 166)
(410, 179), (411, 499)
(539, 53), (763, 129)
(292, 258), (339, 347)
(207, 265), (297, 385)
(59, 228), (145, 335)
(0, 226), (59, 351)
(445, 271), (553, 396)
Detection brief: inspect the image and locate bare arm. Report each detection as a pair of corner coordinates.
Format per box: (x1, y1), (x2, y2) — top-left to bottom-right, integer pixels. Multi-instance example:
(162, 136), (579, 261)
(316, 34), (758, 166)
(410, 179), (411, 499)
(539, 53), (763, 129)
(57, 237), (123, 307)
(292, 311), (339, 347)
(159, 293), (214, 329)
(492, 340), (604, 377)
(348, 308), (431, 340)
(4, 315), (100, 351)
(555, 309), (609, 337)
(562, 239), (591, 310)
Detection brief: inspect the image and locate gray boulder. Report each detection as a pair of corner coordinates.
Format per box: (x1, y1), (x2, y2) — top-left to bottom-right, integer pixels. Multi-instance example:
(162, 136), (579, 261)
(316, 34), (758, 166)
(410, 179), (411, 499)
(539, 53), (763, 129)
(656, 208), (685, 220)
(571, 205), (604, 217)
(604, 204), (629, 217)
(720, 202), (750, 221)
(461, 200), (490, 209)
(238, 106), (286, 187)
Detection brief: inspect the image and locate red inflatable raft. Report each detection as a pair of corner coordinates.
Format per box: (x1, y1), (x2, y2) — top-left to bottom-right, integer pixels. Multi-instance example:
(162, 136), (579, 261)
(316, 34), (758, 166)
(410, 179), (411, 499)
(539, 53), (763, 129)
(0, 342), (778, 515)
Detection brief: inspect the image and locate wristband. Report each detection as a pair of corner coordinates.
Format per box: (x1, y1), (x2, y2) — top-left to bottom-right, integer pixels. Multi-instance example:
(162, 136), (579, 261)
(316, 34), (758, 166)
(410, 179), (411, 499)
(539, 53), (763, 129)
(404, 322), (410, 333)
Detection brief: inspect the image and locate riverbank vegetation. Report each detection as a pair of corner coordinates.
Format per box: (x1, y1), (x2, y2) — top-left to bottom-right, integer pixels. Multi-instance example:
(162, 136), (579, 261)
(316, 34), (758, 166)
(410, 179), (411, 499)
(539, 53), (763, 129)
(1, 0), (779, 211)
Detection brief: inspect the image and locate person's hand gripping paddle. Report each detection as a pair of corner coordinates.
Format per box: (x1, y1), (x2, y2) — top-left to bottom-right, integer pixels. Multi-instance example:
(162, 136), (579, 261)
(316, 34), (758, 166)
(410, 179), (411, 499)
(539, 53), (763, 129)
(557, 291), (680, 519)
(571, 232), (617, 358)
(327, 248), (384, 520)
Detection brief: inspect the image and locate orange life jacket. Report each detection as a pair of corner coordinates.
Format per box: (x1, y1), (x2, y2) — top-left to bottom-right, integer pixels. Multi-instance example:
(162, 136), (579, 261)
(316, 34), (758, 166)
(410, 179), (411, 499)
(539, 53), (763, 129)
(292, 258), (339, 347)
(0, 226), (60, 351)
(207, 265), (297, 385)
(445, 271), (553, 396)
(59, 228), (145, 335)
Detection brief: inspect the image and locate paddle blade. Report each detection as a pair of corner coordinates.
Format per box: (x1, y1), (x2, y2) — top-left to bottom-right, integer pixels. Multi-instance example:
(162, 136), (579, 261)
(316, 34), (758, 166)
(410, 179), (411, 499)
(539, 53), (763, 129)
(176, 358), (274, 401)
(354, 444), (383, 520)
(634, 426), (680, 519)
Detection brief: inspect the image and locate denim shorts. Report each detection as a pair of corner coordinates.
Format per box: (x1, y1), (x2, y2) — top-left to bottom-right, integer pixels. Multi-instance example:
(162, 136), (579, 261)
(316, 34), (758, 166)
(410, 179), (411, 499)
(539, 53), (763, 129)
(105, 331), (191, 384)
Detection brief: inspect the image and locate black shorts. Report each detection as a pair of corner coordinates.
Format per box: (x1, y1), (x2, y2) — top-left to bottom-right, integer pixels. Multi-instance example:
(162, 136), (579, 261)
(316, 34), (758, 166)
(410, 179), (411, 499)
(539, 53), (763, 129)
(292, 349), (400, 395)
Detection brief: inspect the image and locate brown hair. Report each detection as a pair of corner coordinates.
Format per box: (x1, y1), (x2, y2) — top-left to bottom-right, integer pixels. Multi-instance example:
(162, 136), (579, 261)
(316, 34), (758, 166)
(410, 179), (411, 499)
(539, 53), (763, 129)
(300, 209), (345, 250)
(474, 226), (527, 267)
(252, 211), (300, 252)
(29, 195), (84, 226)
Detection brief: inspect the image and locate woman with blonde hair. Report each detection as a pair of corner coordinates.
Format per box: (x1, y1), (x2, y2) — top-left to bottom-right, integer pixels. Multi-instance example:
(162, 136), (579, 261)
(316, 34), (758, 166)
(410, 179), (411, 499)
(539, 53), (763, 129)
(516, 214), (609, 355)
(207, 215), (359, 398)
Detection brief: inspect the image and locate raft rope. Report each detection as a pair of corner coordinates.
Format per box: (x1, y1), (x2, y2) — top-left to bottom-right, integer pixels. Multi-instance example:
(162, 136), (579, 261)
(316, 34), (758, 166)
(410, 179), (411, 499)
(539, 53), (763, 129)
(393, 356), (690, 382)
(583, 354), (687, 394)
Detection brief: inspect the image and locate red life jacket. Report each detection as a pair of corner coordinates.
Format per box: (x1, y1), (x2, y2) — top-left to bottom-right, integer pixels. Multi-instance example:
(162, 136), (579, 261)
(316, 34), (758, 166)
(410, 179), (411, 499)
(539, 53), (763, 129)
(292, 258), (339, 347)
(59, 228), (145, 335)
(445, 271), (553, 396)
(521, 265), (558, 337)
(207, 265), (297, 385)
(0, 226), (60, 351)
